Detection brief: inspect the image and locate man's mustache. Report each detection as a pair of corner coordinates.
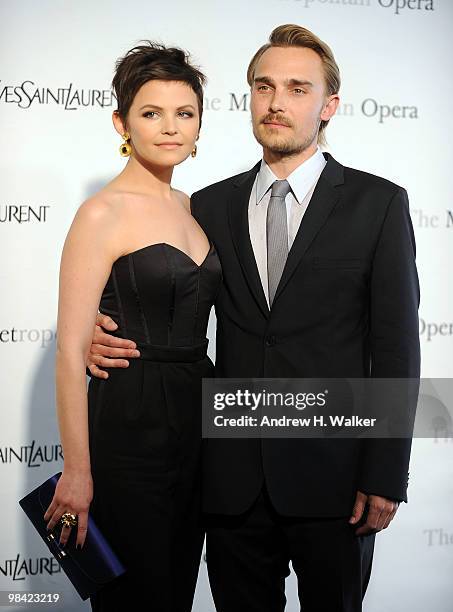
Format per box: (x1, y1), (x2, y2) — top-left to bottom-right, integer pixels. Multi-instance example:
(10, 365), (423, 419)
(260, 114), (292, 128)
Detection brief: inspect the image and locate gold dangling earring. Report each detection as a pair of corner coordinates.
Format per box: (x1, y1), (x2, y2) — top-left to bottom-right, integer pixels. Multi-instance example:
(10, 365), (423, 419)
(119, 132), (131, 157)
(191, 144), (197, 158)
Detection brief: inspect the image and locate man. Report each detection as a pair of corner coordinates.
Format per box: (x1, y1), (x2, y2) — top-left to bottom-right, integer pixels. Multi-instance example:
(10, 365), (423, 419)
(88, 24), (420, 611)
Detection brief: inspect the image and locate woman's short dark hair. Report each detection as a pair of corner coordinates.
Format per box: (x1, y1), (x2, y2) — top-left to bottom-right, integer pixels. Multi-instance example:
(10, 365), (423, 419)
(112, 41), (206, 127)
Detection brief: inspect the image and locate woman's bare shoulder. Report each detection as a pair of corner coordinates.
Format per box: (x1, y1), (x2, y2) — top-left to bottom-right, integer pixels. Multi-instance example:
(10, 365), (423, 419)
(75, 190), (125, 226)
(172, 189), (191, 212)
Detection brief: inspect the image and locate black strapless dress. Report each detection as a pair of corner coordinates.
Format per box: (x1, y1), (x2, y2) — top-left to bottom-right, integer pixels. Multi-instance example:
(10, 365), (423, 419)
(87, 242), (221, 612)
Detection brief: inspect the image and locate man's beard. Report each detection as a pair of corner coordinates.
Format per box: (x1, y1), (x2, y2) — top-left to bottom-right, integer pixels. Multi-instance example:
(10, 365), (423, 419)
(253, 114), (320, 157)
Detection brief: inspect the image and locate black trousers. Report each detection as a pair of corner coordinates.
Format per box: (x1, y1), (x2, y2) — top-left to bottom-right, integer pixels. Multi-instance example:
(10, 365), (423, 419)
(205, 487), (375, 612)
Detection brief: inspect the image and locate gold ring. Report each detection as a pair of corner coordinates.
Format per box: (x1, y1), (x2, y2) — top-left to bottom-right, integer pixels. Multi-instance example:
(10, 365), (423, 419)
(60, 512), (78, 528)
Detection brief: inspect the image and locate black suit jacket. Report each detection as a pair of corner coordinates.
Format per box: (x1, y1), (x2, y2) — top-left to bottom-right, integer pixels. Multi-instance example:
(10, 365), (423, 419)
(191, 153), (420, 517)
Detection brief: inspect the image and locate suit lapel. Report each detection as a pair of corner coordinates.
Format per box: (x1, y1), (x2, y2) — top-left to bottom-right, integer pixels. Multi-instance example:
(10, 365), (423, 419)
(228, 161), (270, 318)
(273, 153), (345, 304)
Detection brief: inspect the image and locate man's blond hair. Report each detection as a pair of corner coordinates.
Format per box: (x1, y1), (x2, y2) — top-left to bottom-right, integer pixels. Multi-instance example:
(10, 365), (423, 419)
(247, 24), (340, 145)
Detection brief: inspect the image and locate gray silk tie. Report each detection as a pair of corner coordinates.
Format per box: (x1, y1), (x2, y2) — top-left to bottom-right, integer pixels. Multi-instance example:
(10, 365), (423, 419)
(267, 179), (291, 305)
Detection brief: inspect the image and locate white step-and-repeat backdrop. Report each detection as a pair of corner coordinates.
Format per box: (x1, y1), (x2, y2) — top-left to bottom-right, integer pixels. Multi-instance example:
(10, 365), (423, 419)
(1, 0), (452, 610)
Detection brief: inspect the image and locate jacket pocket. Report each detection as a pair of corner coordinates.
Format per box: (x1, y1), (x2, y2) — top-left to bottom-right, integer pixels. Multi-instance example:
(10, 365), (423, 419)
(312, 258), (362, 270)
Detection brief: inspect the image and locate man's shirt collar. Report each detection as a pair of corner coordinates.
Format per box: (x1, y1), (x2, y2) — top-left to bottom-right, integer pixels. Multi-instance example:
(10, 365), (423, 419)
(255, 146), (326, 205)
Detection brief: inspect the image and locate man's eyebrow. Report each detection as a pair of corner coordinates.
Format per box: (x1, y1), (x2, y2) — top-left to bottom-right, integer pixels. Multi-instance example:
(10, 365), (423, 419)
(253, 76), (313, 88)
(287, 78), (313, 88)
(253, 76), (275, 86)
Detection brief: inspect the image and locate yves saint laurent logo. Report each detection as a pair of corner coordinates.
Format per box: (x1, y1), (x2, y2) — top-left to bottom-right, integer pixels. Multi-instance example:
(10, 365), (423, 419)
(0, 554), (61, 580)
(0, 441), (63, 467)
(0, 80), (116, 110)
(0, 205), (50, 223)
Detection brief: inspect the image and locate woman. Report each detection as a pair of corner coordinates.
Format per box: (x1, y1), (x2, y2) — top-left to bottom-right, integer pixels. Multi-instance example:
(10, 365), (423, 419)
(43, 42), (221, 611)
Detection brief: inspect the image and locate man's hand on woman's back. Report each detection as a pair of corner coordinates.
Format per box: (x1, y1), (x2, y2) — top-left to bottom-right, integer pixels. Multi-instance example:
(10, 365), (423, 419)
(87, 313), (140, 379)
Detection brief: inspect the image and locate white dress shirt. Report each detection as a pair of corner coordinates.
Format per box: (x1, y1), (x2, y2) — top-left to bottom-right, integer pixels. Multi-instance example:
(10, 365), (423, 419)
(248, 147), (327, 305)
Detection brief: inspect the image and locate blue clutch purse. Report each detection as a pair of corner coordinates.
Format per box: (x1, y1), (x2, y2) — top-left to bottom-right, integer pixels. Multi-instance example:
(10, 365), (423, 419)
(19, 473), (126, 601)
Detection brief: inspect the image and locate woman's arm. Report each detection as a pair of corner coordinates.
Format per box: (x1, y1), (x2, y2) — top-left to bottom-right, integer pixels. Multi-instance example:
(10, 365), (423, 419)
(44, 196), (118, 548)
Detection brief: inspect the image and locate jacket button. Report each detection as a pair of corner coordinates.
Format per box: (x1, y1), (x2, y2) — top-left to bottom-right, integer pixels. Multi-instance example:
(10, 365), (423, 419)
(265, 336), (276, 347)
